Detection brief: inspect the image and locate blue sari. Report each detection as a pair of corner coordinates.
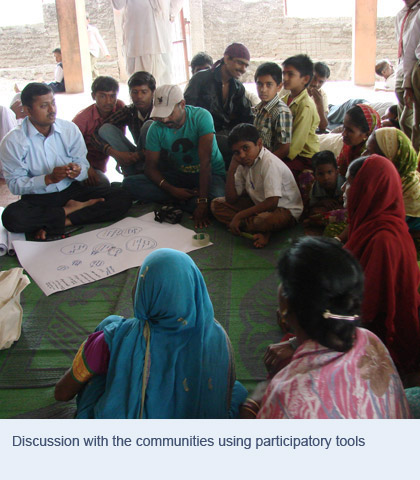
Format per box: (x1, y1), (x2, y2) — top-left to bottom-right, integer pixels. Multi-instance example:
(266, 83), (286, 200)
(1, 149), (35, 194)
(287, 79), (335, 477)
(76, 248), (246, 418)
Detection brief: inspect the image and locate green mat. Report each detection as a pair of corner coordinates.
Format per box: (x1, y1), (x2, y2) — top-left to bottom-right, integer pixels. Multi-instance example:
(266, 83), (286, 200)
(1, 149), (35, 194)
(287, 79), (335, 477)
(0, 205), (302, 418)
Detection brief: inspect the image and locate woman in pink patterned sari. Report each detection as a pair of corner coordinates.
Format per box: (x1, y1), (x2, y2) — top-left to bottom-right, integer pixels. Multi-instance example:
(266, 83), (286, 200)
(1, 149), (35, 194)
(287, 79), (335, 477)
(245, 237), (410, 419)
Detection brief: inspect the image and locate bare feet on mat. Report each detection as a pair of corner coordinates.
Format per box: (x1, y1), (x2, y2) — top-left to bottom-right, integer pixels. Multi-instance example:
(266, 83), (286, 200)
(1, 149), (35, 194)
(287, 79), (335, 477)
(253, 232), (270, 248)
(34, 228), (47, 240)
(63, 198), (104, 217)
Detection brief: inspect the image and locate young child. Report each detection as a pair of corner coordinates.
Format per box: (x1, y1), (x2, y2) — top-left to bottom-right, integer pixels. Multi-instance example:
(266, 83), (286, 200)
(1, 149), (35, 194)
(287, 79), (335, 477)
(381, 105), (399, 128)
(211, 123), (303, 248)
(308, 61), (331, 133)
(304, 150), (345, 230)
(49, 48), (65, 93)
(254, 62), (292, 160)
(281, 54), (320, 178)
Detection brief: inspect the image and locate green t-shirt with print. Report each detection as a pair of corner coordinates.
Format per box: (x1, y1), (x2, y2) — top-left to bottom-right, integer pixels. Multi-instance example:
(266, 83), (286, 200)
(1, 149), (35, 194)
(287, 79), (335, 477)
(146, 105), (225, 176)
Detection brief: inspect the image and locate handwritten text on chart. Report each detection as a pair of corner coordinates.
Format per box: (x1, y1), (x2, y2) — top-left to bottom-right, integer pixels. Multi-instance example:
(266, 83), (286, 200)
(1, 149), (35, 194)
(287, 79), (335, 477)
(12, 214), (211, 296)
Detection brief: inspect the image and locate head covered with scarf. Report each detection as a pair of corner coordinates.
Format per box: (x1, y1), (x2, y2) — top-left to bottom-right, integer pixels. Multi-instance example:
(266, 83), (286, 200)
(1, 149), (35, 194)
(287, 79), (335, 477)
(337, 104), (381, 175)
(212, 42), (250, 70)
(345, 154), (420, 373)
(77, 249), (240, 418)
(372, 127), (420, 217)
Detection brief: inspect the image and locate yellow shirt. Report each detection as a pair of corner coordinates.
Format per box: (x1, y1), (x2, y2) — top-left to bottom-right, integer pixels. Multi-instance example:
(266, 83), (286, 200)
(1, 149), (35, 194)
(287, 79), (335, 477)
(282, 89), (320, 160)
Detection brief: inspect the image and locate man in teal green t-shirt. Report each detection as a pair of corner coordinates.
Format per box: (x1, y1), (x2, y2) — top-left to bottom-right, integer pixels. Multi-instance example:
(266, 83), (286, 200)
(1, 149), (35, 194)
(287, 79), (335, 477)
(122, 84), (226, 228)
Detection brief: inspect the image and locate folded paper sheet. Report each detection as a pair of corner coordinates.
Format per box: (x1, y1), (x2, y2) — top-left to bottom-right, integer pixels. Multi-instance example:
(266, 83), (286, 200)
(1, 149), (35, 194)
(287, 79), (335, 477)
(0, 267), (30, 349)
(13, 213), (212, 296)
(0, 206), (25, 256)
(0, 207), (7, 256)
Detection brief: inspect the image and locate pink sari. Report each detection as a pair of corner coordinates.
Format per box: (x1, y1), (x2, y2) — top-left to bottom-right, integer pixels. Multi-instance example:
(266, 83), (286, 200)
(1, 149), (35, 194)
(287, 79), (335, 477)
(258, 328), (410, 419)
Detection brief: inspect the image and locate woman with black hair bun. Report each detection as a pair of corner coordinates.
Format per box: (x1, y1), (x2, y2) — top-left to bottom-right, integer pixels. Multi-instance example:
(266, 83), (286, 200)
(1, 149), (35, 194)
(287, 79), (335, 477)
(241, 237), (410, 419)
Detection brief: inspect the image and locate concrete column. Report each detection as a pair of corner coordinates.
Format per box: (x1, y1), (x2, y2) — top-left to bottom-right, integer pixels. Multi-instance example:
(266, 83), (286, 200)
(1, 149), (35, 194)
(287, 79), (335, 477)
(112, 8), (128, 83)
(353, 0), (377, 86)
(55, 0), (91, 93)
(189, 0), (205, 54)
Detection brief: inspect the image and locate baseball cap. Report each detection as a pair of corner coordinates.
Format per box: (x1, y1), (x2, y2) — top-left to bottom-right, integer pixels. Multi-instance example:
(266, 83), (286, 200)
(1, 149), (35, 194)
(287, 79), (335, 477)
(151, 85), (184, 118)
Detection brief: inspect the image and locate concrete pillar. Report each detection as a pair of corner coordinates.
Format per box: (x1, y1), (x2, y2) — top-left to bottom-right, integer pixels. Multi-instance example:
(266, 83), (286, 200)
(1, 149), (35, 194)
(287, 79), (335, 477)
(112, 8), (128, 83)
(55, 0), (91, 93)
(353, 0), (377, 86)
(189, 0), (205, 54)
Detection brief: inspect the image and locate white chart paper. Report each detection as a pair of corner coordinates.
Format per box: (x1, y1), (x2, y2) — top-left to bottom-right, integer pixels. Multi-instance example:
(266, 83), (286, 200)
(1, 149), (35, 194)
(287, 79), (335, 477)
(13, 213), (212, 296)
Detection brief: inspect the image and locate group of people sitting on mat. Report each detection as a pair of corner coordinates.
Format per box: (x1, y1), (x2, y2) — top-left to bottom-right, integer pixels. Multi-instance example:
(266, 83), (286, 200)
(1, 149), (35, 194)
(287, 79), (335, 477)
(2, 42), (420, 418)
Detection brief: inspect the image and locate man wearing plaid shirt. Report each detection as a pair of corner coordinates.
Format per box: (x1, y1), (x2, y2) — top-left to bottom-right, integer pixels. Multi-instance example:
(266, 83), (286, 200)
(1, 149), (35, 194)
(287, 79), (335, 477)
(253, 62), (292, 160)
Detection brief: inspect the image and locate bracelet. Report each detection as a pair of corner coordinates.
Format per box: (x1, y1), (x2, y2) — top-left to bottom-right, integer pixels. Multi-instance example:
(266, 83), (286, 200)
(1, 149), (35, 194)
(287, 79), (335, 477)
(333, 236), (342, 243)
(241, 398), (260, 416)
(244, 398), (260, 410)
(196, 197), (208, 204)
(288, 336), (298, 351)
(159, 179), (166, 188)
(241, 405), (258, 417)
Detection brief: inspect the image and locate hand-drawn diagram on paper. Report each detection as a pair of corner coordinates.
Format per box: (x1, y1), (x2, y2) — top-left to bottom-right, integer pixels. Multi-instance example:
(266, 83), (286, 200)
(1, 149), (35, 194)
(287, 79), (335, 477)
(12, 213), (212, 296)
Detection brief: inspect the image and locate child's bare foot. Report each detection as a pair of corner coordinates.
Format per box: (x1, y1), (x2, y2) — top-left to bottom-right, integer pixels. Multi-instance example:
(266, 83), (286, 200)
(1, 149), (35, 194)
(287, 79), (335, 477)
(63, 198), (104, 216)
(34, 228), (47, 240)
(253, 232), (270, 248)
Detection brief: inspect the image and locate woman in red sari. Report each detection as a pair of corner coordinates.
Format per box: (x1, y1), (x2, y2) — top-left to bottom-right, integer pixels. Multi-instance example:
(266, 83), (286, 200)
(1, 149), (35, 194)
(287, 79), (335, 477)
(344, 154), (420, 379)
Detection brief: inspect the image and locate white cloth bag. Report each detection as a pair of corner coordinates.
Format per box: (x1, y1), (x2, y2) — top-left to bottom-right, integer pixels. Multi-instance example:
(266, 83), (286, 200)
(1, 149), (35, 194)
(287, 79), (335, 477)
(0, 268), (30, 349)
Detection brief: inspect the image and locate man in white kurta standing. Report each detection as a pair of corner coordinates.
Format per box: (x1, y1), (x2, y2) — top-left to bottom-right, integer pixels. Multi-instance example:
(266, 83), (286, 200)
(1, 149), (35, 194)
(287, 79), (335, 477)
(86, 14), (111, 80)
(395, 0), (420, 140)
(111, 0), (184, 85)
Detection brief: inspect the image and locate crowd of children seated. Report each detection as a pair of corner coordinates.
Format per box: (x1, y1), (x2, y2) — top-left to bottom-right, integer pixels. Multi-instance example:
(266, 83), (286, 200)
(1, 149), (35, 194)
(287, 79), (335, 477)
(2, 41), (420, 419)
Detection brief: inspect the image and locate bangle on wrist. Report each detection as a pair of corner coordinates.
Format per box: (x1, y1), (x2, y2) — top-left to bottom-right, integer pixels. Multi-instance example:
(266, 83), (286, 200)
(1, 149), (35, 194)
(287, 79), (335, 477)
(241, 405), (258, 417)
(196, 197), (208, 204)
(288, 337), (298, 351)
(159, 179), (166, 188)
(245, 398), (260, 410)
(333, 236), (342, 243)
(241, 398), (260, 416)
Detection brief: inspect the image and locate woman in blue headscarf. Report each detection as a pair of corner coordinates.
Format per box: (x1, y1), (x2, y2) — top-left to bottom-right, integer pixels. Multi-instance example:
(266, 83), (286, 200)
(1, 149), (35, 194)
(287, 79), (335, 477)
(55, 248), (247, 418)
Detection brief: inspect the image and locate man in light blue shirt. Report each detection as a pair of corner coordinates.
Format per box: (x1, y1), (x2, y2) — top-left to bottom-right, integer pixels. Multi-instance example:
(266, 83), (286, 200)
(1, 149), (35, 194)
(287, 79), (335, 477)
(0, 83), (131, 239)
(122, 84), (226, 229)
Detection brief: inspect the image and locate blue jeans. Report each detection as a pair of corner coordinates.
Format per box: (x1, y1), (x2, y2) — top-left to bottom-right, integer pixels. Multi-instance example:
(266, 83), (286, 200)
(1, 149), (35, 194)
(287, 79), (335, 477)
(98, 121), (153, 176)
(122, 170), (226, 213)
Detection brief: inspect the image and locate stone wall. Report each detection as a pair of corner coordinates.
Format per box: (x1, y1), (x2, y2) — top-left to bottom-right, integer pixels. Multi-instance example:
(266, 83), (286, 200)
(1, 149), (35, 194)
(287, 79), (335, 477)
(198, 0), (397, 82)
(0, 0), (118, 81)
(0, 0), (398, 83)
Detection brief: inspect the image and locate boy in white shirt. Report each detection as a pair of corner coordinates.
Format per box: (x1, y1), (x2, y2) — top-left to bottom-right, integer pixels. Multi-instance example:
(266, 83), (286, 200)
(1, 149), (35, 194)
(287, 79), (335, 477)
(211, 123), (303, 248)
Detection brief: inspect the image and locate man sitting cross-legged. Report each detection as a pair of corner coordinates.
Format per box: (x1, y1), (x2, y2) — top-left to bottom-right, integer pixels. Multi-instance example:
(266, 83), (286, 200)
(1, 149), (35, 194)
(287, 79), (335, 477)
(94, 71), (156, 177)
(122, 85), (226, 229)
(0, 83), (132, 240)
(73, 76), (125, 187)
